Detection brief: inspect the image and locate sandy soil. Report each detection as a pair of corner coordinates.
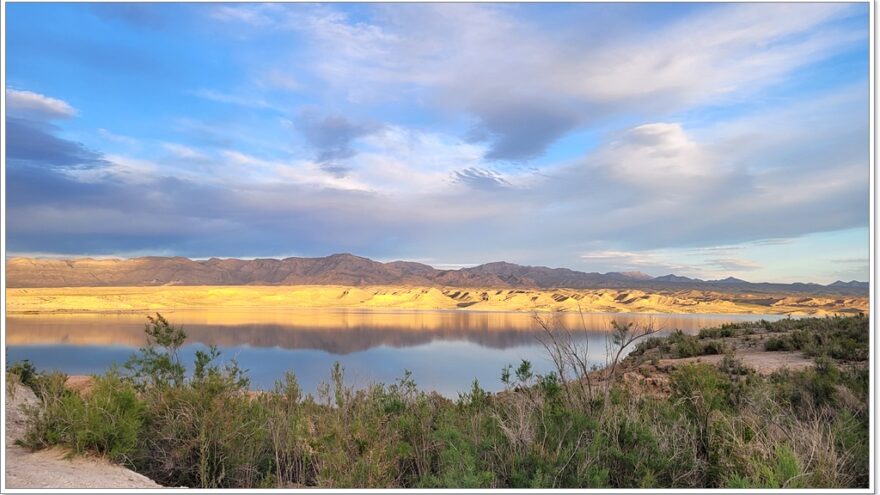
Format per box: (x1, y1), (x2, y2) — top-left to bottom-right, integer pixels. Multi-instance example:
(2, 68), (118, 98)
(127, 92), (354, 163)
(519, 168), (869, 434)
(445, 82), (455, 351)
(4, 380), (163, 490)
(6, 285), (868, 316)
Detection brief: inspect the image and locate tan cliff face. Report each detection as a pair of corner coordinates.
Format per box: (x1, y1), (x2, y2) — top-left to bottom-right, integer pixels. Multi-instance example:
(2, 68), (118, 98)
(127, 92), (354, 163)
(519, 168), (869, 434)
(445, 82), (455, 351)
(5, 285), (869, 316)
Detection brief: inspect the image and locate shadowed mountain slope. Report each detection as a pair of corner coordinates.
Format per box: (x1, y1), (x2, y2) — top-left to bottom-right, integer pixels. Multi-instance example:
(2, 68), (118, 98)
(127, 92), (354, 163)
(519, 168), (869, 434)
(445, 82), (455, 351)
(5, 254), (868, 296)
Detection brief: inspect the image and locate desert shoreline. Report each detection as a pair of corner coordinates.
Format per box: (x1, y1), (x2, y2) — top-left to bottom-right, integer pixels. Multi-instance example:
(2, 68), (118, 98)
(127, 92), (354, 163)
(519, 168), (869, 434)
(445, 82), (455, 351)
(6, 285), (869, 317)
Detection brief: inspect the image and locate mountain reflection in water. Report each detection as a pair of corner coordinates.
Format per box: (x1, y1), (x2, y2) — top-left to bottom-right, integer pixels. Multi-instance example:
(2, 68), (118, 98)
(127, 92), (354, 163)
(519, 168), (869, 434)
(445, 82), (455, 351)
(6, 310), (781, 395)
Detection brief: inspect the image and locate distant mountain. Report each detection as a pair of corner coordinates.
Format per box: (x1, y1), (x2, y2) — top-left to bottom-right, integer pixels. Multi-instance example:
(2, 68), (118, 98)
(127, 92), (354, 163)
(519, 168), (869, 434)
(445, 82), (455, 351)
(654, 274), (701, 283)
(828, 280), (869, 289)
(5, 254), (868, 296)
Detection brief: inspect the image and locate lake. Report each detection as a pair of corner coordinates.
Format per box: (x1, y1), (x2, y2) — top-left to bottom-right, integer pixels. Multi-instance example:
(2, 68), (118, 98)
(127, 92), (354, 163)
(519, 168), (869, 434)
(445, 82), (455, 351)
(5, 310), (783, 396)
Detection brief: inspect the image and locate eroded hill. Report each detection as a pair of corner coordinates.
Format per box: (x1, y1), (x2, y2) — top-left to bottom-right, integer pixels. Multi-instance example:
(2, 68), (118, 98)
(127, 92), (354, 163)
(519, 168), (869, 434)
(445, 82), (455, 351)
(6, 285), (868, 316)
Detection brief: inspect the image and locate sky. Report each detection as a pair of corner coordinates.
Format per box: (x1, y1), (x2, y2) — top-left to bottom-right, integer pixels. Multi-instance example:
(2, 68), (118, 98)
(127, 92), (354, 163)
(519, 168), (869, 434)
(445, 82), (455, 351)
(4, 2), (870, 283)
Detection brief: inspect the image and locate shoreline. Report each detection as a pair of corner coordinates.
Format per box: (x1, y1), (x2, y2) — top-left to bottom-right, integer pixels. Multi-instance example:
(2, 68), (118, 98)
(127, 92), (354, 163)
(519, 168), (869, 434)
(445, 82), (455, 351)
(6, 306), (808, 317)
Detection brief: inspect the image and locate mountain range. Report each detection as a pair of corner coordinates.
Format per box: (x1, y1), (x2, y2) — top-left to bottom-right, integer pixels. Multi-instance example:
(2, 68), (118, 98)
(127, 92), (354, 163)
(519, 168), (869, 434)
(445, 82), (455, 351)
(5, 254), (868, 296)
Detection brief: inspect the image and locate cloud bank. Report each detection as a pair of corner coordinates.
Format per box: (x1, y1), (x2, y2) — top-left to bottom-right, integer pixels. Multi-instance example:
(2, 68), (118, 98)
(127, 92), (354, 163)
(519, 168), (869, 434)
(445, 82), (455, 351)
(4, 3), (869, 283)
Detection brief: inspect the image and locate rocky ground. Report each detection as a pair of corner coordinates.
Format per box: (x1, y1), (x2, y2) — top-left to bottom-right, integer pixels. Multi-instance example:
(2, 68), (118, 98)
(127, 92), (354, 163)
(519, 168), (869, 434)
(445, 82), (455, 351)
(613, 320), (854, 397)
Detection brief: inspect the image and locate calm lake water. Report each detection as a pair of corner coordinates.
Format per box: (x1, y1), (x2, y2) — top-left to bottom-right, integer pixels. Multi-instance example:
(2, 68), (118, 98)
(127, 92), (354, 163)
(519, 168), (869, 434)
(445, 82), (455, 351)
(6, 310), (782, 396)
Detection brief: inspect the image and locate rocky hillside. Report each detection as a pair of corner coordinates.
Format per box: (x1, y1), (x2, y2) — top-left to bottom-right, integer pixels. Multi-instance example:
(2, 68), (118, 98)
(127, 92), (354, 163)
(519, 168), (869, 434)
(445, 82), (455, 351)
(6, 253), (868, 296)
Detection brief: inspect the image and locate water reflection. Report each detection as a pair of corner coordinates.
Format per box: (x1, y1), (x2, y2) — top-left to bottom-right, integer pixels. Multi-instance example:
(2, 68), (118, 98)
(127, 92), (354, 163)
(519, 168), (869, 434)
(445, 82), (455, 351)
(5, 310), (779, 352)
(6, 310), (781, 395)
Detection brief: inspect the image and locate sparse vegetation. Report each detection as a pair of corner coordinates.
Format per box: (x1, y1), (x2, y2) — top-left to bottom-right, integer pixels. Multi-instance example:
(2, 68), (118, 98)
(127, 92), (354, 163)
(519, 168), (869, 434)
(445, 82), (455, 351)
(14, 313), (869, 488)
(758, 315), (870, 361)
(7, 360), (40, 391)
(630, 330), (728, 359)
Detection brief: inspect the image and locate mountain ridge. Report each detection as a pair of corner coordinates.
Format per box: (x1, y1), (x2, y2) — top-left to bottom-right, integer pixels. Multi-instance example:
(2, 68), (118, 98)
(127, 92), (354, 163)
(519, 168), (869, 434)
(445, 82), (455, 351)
(5, 254), (868, 296)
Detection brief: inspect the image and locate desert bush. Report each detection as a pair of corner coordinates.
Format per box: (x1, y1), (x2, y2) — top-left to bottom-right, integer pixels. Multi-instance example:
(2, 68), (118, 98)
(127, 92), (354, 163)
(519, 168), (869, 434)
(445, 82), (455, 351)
(760, 315), (868, 360)
(700, 340), (727, 355)
(771, 356), (842, 411)
(263, 372), (312, 487)
(20, 371), (70, 448)
(698, 325), (736, 339)
(421, 415), (494, 488)
(7, 359), (41, 392)
(22, 370), (143, 463)
(670, 364), (733, 486)
(764, 336), (794, 351)
(663, 332), (727, 358)
(628, 336), (667, 356)
(125, 313), (187, 389)
(131, 341), (261, 488)
(723, 444), (802, 488)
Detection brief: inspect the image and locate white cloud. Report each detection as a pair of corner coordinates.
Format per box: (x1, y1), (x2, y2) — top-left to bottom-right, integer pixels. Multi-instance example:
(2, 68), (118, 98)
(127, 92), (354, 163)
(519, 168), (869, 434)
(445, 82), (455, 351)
(580, 250), (693, 274)
(63, 81), (862, 271)
(580, 250), (762, 278)
(62, 154), (159, 185)
(162, 142), (210, 162)
(210, 5), (279, 27)
(561, 4), (860, 105)
(705, 258), (762, 272)
(192, 89), (270, 109)
(219, 149), (371, 191)
(256, 69), (303, 92)
(598, 122), (714, 190)
(6, 89), (77, 119)
(98, 128), (139, 146)
(209, 4), (863, 159)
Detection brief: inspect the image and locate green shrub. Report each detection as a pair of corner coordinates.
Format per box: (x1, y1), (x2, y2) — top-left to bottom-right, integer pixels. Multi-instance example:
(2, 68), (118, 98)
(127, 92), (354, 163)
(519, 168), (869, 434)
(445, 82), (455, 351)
(771, 357), (843, 411)
(673, 334), (703, 358)
(723, 444), (803, 488)
(701, 340), (726, 355)
(764, 336), (794, 351)
(7, 360), (41, 392)
(629, 336), (666, 357)
(22, 370), (143, 462)
(668, 333), (725, 358)
(670, 364), (733, 485)
(131, 345), (260, 488)
(20, 371), (70, 448)
(698, 325), (736, 339)
(125, 313), (187, 390)
(760, 315), (868, 361)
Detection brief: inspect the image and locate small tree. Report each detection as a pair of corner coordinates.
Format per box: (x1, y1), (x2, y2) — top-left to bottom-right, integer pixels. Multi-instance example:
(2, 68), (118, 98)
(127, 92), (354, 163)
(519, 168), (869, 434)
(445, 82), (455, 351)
(603, 319), (658, 402)
(125, 313), (187, 390)
(534, 307), (659, 411)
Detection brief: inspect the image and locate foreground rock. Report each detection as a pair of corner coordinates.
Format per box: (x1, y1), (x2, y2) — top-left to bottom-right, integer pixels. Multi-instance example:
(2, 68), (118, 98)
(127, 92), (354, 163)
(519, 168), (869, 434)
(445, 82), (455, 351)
(5, 380), (162, 489)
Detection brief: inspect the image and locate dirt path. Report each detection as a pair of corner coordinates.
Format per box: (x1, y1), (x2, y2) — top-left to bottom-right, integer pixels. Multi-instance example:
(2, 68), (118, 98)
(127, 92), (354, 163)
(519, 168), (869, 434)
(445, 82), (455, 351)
(4, 381), (163, 489)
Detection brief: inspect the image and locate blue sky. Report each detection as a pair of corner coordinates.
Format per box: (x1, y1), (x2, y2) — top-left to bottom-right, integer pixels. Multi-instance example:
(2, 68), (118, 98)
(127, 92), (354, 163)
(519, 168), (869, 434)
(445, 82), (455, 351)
(5, 3), (870, 283)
